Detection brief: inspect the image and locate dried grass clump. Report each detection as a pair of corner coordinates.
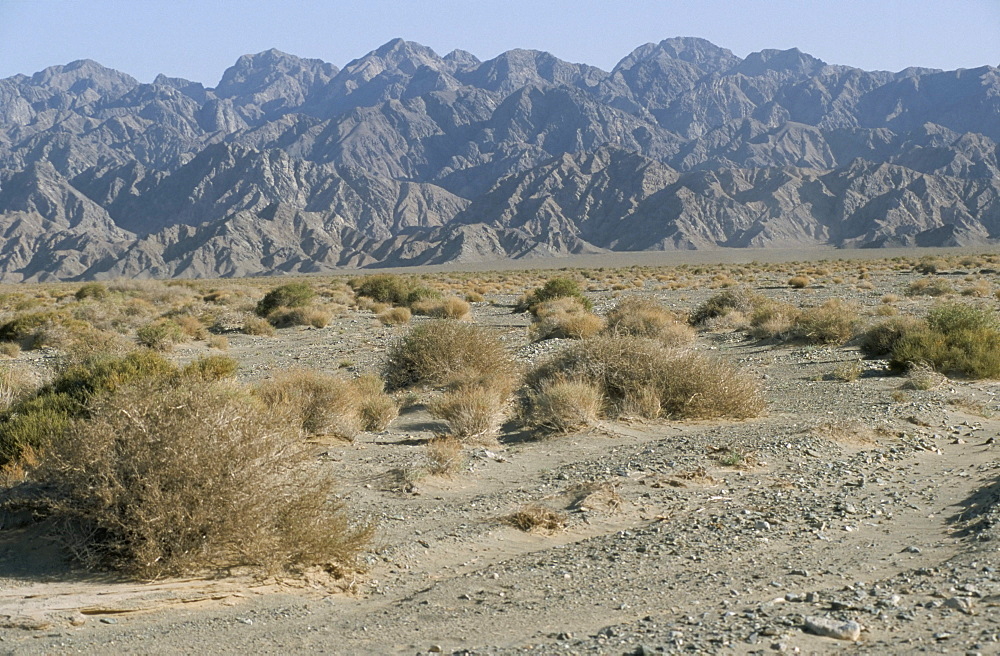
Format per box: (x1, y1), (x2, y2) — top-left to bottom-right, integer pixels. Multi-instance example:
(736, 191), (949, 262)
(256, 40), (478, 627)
(136, 319), (188, 351)
(788, 275), (811, 289)
(31, 380), (371, 579)
(748, 300), (799, 340)
(527, 335), (764, 421)
(384, 321), (516, 391)
(503, 504), (567, 533)
(689, 287), (761, 326)
(530, 297), (604, 341)
(0, 364), (39, 412)
(242, 316), (277, 336)
(0, 350), (179, 465)
(267, 306), (332, 328)
(429, 378), (514, 442)
(425, 437), (465, 476)
(411, 296), (471, 320)
(181, 355), (239, 381)
(906, 278), (953, 297)
(526, 377), (603, 433)
(604, 296), (694, 346)
(793, 300), (861, 345)
(377, 306), (412, 326)
(352, 374), (399, 432)
(255, 369), (361, 440)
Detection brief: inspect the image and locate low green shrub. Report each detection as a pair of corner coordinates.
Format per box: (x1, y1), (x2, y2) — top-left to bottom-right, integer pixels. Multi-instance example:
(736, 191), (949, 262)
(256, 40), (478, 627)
(889, 303), (1000, 378)
(516, 277), (592, 313)
(255, 282), (316, 317)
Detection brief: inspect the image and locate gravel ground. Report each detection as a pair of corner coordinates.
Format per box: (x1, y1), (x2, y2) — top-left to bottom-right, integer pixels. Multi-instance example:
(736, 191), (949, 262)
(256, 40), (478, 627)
(2, 260), (1000, 654)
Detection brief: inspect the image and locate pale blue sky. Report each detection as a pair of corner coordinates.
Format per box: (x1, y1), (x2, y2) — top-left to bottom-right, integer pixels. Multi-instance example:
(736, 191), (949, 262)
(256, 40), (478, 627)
(1, 0), (998, 84)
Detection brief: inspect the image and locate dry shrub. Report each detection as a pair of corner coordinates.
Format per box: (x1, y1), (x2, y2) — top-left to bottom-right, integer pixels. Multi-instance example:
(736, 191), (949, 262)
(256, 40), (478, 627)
(173, 314), (210, 340)
(207, 334), (229, 350)
(793, 299), (861, 344)
(604, 296), (694, 346)
(0, 342), (20, 358)
(788, 275), (811, 289)
(256, 369), (361, 440)
(255, 282), (315, 317)
(860, 315), (923, 357)
(136, 319), (188, 351)
(465, 291), (485, 303)
(530, 297), (604, 341)
(831, 360), (863, 382)
(425, 437), (465, 476)
(690, 287), (760, 326)
(527, 377), (603, 433)
(906, 278), (953, 297)
(503, 504), (566, 533)
(0, 364), (39, 412)
(353, 374), (398, 431)
(429, 379), (514, 442)
(384, 320), (516, 391)
(378, 306), (412, 326)
(182, 355), (239, 381)
(32, 380), (370, 578)
(749, 300), (799, 340)
(812, 419), (880, 447)
(411, 297), (471, 320)
(527, 335), (763, 421)
(243, 316), (276, 336)
(268, 306), (331, 328)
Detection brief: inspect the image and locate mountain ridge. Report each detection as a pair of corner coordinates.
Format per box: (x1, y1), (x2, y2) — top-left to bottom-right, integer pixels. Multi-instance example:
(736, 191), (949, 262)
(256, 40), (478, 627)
(0, 37), (997, 280)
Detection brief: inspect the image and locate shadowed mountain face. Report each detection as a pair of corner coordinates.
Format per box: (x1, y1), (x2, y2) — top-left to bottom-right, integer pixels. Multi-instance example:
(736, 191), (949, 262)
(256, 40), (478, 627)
(0, 37), (997, 280)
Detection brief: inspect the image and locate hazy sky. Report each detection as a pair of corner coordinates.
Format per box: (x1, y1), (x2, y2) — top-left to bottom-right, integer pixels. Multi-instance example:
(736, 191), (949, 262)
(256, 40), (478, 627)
(1, 0), (998, 84)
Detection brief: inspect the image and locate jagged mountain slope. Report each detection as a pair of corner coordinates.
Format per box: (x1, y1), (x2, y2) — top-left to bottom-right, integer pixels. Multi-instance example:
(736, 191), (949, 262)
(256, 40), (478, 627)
(0, 37), (997, 280)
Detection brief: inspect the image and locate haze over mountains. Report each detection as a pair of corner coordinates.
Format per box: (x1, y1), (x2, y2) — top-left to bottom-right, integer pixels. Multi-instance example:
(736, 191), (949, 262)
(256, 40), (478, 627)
(0, 37), (998, 280)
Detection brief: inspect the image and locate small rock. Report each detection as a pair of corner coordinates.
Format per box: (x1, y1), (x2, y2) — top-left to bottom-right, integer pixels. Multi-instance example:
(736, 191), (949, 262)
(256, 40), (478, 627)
(428, 645), (442, 653)
(756, 520), (771, 531)
(99, 618), (117, 625)
(944, 596), (975, 615)
(903, 545), (921, 554)
(803, 616), (862, 641)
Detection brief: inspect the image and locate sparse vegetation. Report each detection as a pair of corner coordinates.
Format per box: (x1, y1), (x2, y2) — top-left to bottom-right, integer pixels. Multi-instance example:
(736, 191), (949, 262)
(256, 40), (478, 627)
(517, 277), (592, 313)
(530, 297), (604, 340)
(890, 302), (1000, 378)
(383, 320), (517, 391)
(503, 504), (567, 533)
(31, 379), (371, 578)
(526, 335), (764, 421)
(604, 296), (694, 345)
(255, 282), (316, 317)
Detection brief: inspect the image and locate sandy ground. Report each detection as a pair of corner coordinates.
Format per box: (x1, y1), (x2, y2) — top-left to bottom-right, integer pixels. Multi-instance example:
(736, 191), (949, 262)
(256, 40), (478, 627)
(3, 254), (1000, 654)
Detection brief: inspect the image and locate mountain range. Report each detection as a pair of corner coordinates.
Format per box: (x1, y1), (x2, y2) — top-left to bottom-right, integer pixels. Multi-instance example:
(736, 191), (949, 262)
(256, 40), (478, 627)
(0, 37), (998, 280)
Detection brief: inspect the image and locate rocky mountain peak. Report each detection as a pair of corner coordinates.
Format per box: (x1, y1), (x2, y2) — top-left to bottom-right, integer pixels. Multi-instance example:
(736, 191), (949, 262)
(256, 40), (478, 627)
(736, 47), (827, 78)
